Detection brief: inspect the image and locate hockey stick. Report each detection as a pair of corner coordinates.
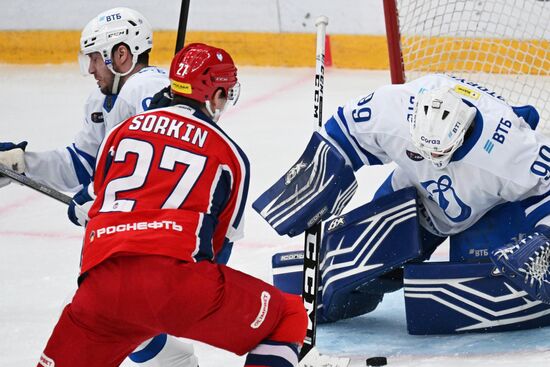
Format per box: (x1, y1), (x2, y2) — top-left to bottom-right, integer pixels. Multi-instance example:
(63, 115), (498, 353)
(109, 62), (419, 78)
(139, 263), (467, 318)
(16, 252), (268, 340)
(299, 15), (328, 361)
(0, 165), (71, 205)
(175, 0), (191, 53)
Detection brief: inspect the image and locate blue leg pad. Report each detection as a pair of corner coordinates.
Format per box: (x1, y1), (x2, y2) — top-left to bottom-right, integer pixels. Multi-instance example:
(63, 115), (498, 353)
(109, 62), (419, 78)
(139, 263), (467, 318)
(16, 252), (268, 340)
(404, 261), (550, 334)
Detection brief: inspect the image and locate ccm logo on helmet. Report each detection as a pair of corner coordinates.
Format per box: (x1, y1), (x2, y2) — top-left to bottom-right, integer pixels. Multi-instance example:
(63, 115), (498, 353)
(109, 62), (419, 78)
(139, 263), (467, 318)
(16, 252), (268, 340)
(420, 136), (440, 145)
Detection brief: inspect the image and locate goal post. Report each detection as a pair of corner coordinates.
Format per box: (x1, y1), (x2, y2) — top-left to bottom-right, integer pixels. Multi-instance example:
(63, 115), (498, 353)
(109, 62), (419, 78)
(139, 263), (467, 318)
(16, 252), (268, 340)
(383, 0), (549, 131)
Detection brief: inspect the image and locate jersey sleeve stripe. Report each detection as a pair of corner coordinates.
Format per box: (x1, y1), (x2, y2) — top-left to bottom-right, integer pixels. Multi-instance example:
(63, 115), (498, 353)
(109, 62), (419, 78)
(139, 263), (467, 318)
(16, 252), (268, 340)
(229, 144), (249, 231)
(194, 213), (216, 262)
(208, 165), (233, 216)
(66, 146), (93, 186)
(73, 143), (97, 171)
(336, 107), (383, 166)
(325, 116), (364, 171)
(523, 191), (550, 227)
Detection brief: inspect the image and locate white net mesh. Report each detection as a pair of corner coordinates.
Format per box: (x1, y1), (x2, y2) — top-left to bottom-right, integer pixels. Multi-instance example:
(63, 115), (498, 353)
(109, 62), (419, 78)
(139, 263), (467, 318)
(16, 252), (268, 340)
(395, 0), (549, 132)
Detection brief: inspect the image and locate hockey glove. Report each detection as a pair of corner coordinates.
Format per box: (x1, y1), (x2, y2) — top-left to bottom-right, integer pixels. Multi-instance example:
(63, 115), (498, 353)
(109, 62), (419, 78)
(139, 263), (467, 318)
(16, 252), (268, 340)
(0, 141), (27, 188)
(68, 183), (96, 227)
(490, 225), (550, 304)
(148, 86), (173, 110)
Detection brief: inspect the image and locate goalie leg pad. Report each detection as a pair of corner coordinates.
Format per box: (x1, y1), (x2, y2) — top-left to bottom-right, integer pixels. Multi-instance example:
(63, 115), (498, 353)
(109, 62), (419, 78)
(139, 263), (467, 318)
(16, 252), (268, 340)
(272, 188), (423, 322)
(271, 250), (387, 323)
(253, 132), (357, 237)
(272, 250), (304, 295)
(320, 187), (422, 321)
(404, 261), (550, 335)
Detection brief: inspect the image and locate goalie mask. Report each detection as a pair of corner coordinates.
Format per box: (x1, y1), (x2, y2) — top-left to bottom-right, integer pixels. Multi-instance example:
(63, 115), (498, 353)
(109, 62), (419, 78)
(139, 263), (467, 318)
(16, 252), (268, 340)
(169, 43), (240, 122)
(78, 7), (153, 93)
(410, 87), (476, 169)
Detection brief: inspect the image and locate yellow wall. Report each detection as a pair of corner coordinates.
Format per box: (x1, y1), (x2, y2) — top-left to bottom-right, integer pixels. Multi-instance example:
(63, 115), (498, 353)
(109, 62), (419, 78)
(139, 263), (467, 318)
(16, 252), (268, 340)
(0, 30), (547, 75)
(0, 30), (391, 69)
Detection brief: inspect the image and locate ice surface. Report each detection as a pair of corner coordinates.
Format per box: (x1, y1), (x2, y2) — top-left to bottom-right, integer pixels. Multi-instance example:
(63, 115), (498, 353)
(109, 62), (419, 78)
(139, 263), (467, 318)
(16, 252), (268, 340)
(0, 65), (549, 366)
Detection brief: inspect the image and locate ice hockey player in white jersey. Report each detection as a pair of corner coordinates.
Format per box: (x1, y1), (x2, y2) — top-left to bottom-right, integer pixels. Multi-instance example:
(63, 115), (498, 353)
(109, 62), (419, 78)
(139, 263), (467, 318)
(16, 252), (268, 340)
(0, 7), (169, 193)
(254, 73), (550, 327)
(0, 7), (198, 367)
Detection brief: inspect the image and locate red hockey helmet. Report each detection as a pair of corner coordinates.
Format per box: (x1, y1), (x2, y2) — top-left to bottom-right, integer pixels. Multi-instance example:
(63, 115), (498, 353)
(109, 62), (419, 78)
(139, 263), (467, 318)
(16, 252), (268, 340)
(169, 43), (239, 105)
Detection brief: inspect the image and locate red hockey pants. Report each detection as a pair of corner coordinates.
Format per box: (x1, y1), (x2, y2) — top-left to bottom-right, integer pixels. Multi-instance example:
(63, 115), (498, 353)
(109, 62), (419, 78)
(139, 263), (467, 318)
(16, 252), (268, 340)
(37, 255), (307, 367)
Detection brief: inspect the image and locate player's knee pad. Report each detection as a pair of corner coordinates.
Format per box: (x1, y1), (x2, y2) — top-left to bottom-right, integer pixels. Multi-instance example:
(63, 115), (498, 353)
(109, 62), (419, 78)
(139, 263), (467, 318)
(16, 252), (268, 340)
(404, 261), (550, 335)
(253, 132), (358, 237)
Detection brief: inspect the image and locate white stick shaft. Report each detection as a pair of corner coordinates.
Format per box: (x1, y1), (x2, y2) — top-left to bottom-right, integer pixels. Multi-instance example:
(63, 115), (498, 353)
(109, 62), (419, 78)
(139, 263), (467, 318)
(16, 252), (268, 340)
(300, 15), (329, 361)
(313, 16), (328, 131)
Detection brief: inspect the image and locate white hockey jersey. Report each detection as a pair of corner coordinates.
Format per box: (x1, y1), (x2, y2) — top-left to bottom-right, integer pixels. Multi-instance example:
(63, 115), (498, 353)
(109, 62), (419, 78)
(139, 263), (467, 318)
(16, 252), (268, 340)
(24, 66), (169, 192)
(322, 74), (550, 236)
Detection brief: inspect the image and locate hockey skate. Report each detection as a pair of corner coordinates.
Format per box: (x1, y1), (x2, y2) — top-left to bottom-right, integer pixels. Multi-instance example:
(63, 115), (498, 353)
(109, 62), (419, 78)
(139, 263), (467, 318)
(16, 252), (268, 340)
(490, 231), (550, 304)
(299, 347), (350, 367)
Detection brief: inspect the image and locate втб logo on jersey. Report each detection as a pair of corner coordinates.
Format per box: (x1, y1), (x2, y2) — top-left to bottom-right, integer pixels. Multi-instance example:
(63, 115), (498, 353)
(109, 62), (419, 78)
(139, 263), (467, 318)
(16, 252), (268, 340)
(484, 117), (512, 154)
(421, 175), (471, 222)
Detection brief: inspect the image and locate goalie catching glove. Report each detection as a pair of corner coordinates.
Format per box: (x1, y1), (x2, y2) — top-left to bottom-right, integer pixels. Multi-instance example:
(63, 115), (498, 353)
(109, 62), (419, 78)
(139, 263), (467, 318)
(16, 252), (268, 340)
(490, 225), (550, 304)
(0, 141), (27, 188)
(253, 132), (358, 237)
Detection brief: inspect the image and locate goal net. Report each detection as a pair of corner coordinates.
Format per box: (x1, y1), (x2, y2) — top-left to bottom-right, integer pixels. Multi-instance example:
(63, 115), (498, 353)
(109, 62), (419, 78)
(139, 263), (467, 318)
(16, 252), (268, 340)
(384, 0), (549, 132)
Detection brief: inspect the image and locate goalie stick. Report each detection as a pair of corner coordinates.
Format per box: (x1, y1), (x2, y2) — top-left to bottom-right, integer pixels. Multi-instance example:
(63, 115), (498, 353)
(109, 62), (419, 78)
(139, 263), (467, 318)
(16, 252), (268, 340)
(298, 16), (389, 367)
(299, 15), (328, 361)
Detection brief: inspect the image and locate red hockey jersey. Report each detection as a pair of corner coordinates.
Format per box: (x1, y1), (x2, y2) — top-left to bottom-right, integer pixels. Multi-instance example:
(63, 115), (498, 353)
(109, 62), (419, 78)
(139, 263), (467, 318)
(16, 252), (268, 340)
(80, 105), (250, 274)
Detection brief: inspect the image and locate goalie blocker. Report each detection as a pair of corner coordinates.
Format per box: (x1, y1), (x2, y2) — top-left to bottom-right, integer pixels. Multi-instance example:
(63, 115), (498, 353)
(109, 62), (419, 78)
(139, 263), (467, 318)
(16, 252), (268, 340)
(253, 132), (358, 237)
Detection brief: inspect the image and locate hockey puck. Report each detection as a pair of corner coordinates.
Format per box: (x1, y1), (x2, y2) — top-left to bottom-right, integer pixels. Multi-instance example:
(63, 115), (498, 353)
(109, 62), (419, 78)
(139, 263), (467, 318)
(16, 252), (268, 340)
(366, 356), (387, 366)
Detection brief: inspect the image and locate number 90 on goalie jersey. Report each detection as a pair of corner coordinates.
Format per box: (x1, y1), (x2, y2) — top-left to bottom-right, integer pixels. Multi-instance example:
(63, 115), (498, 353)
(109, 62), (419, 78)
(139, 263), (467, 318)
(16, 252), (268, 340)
(252, 132), (358, 237)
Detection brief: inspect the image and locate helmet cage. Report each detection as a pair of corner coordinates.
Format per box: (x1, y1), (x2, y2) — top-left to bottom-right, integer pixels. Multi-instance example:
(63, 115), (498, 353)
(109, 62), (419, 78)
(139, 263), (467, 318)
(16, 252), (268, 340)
(410, 87), (476, 169)
(415, 132), (465, 169)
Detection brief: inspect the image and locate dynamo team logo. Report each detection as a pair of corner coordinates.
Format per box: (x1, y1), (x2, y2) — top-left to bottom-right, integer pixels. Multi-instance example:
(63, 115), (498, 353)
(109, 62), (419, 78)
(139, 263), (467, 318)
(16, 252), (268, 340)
(421, 175), (471, 223)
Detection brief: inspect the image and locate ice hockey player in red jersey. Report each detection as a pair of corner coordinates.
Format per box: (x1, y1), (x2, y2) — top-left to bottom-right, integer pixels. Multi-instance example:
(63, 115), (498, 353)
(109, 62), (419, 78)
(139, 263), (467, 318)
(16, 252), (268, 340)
(36, 43), (307, 367)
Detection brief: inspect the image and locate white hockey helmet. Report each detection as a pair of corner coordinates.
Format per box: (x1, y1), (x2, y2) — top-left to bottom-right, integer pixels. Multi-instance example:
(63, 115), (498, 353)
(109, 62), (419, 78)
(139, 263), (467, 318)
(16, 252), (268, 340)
(410, 87), (476, 169)
(78, 7), (153, 79)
